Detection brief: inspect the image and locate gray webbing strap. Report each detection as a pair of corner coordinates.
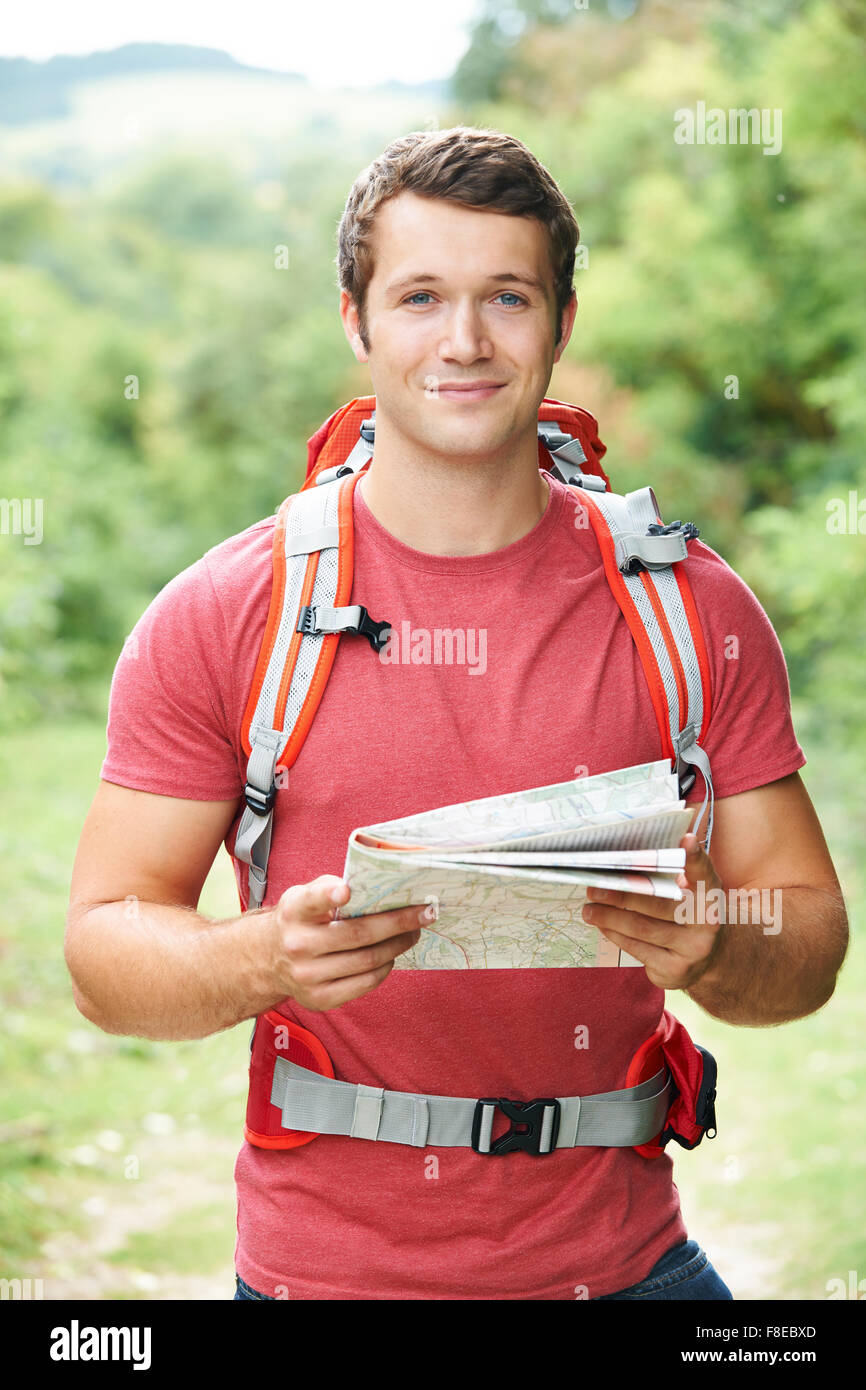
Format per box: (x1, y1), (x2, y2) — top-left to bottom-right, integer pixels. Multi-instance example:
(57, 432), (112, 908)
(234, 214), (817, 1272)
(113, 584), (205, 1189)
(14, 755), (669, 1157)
(589, 487), (715, 854)
(315, 422), (374, 485)
(302, 604), (367, 634)
(271, 1058), (672, 1150)
(672, 730), (714, 853)
(284, 525), (340, 556)
(234, 729), (283, 908)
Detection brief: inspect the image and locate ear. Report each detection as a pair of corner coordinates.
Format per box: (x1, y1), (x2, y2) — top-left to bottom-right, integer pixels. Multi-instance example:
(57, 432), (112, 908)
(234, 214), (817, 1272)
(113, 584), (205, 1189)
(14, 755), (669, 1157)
(340, 290), (369, 363)
(553, 289), (578, 364)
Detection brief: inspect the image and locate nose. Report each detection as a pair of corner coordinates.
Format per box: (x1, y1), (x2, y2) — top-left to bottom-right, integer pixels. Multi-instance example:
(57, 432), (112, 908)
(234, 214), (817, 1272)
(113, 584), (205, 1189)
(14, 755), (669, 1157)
(438, 299), (494, 364)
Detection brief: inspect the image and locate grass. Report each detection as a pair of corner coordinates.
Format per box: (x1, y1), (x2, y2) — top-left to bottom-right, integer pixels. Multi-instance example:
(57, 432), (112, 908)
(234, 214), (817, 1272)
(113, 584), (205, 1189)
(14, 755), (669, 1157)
(672, 729), (865, 1300)
(0, 720), (245, 1296)
(0, 718), (862, 1299)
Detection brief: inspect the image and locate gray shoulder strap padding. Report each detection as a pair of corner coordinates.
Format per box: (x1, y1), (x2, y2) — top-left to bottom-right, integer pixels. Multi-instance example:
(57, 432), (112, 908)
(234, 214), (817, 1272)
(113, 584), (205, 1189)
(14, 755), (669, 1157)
(235, 477), (346, 907)
(589, 487), (715, 853)
(271, 1057), (673, 1150)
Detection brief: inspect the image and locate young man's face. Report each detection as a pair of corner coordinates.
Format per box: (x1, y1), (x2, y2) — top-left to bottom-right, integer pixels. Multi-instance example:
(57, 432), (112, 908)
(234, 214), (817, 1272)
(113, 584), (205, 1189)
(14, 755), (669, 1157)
(340, 190), (577, 461)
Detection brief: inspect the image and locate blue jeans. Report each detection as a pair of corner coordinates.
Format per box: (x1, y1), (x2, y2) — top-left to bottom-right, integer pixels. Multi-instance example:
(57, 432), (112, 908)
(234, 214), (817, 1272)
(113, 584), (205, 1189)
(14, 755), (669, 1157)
(592, 1238), (733, 1300)
(233, 1239), (732, 1300)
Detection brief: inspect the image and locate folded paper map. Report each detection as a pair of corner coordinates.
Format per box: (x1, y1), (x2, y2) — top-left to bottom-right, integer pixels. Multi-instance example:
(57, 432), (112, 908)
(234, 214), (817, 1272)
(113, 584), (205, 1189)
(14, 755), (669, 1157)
(337, 760), (697, 969)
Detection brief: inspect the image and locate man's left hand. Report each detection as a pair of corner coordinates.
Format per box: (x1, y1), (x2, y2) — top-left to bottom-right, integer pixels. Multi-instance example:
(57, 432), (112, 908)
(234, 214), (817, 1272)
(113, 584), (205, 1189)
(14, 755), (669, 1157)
(582, 832), (727, 990)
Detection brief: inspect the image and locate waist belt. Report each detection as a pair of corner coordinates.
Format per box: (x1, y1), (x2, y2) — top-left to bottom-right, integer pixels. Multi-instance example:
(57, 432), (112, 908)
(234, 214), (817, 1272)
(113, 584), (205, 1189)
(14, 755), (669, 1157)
(271, 1057), (673, 1156)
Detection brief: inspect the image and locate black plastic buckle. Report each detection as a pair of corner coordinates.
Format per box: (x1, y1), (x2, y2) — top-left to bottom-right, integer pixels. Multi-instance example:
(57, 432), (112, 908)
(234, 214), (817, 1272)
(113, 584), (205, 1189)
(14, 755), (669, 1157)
(244, 783), (276, 816)
(355, 608), (392, 653)
(471, 1097), (561, 1156)
(646, 519), (700, 542)
(295, 604), (391, 654)
(295, 604), (318, 638)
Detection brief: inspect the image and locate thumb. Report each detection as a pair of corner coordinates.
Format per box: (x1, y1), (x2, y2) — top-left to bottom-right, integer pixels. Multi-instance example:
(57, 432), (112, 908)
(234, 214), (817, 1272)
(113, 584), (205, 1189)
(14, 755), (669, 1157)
(280, 875), (349, 923)
(677, 832), (708, 890)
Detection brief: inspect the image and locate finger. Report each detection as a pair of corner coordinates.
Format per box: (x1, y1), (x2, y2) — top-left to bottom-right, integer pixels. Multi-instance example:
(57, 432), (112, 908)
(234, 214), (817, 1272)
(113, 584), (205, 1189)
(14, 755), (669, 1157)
(584, 903), (689, 952)
(307, 962), (397, 1012)
(304, 927), (422, 984)
(595, 926), (675, 973)
(313, 902), (433, 956)
(585, 887), (678, 922)
(280, 877), (350, 924)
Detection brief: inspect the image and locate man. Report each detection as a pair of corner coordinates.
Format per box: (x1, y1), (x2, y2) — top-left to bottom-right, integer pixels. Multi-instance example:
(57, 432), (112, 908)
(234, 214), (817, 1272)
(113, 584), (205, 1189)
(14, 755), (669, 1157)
(66, 126), (848, 1301)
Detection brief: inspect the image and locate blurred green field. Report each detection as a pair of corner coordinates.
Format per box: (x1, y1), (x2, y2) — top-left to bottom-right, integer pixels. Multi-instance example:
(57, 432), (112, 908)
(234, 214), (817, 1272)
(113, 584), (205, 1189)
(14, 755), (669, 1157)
(0, 718), (861, 1300)
(0, 722), (244, 1300)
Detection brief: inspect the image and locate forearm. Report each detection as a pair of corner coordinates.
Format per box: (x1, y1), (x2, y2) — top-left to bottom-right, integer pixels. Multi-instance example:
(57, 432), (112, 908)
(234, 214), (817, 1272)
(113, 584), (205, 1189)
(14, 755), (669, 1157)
(685, 885), (849, 1026)
(65, 899), (286, 1041)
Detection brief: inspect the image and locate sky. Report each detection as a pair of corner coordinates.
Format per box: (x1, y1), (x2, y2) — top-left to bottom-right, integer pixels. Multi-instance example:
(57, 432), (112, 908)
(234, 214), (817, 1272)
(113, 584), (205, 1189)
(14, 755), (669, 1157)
(0, 0), (480, 88)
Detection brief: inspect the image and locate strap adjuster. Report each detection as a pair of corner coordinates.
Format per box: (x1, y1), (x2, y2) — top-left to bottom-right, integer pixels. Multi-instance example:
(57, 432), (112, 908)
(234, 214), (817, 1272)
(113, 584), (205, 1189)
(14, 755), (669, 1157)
(471, 1097), (561, 1156)
(244, 783), (276, 816)
(619, 519), (700, 575)
(296, 603), (392, 653)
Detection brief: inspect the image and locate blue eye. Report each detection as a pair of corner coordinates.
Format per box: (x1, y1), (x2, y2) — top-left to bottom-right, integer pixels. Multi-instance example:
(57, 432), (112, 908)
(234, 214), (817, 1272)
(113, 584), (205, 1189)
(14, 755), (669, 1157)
(402, 291), (527, 307)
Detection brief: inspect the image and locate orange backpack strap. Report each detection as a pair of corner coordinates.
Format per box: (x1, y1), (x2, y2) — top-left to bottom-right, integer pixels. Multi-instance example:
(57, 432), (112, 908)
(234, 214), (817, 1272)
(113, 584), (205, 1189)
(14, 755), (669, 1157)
(578, 485), (715, 849)
(234, 465), (390, 907)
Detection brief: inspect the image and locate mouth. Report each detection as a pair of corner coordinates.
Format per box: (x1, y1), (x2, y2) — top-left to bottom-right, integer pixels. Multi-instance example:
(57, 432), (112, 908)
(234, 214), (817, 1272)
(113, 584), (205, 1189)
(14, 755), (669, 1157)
(435, 382), (506, 401)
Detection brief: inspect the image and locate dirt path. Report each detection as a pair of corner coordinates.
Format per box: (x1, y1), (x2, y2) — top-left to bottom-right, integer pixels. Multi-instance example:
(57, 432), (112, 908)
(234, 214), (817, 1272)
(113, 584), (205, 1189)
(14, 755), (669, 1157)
(34, 1131), (238, 1302)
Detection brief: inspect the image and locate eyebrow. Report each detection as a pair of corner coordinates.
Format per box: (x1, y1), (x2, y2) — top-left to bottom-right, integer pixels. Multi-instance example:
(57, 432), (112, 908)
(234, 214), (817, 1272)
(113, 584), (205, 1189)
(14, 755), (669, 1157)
(385, 272), (546, 296)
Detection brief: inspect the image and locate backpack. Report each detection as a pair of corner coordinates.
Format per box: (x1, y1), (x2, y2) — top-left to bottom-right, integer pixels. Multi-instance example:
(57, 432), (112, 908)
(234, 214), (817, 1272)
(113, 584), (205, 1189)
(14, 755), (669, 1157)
(234, 394), (714, 911)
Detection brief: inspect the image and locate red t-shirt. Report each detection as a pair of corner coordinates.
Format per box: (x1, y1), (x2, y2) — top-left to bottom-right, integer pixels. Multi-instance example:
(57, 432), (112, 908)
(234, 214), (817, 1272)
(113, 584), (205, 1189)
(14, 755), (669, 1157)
(101, 472), (806, 1299)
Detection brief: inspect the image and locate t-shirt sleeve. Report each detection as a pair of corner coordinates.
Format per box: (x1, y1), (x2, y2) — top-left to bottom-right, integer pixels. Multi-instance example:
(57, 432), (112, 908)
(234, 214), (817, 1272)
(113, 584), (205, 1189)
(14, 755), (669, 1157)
(682, 542), (806, 807)
(100, 554), (244, 800)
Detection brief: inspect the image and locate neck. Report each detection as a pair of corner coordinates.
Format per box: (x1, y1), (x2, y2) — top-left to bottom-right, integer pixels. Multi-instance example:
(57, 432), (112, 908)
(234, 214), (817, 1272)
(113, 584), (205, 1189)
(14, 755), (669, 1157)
(357, 422), (551, 557)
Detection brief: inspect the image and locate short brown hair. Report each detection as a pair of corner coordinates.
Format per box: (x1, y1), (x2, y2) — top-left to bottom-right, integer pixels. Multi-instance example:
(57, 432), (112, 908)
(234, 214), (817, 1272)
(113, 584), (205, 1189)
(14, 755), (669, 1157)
(336, 125), (579, 353)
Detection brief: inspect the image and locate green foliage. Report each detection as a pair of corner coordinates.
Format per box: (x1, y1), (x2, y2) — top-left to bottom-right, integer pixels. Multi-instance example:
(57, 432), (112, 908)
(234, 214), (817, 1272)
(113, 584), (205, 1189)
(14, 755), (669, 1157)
(0, 0), (863, 780)
(459, 0), (866, 772)
(0, 159), (359, 725)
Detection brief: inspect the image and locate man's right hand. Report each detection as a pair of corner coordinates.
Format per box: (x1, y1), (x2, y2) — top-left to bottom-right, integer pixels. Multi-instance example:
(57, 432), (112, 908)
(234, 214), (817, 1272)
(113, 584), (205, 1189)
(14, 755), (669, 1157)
(66, 782), (434, 1039)
(268, 876), (431, 1011)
